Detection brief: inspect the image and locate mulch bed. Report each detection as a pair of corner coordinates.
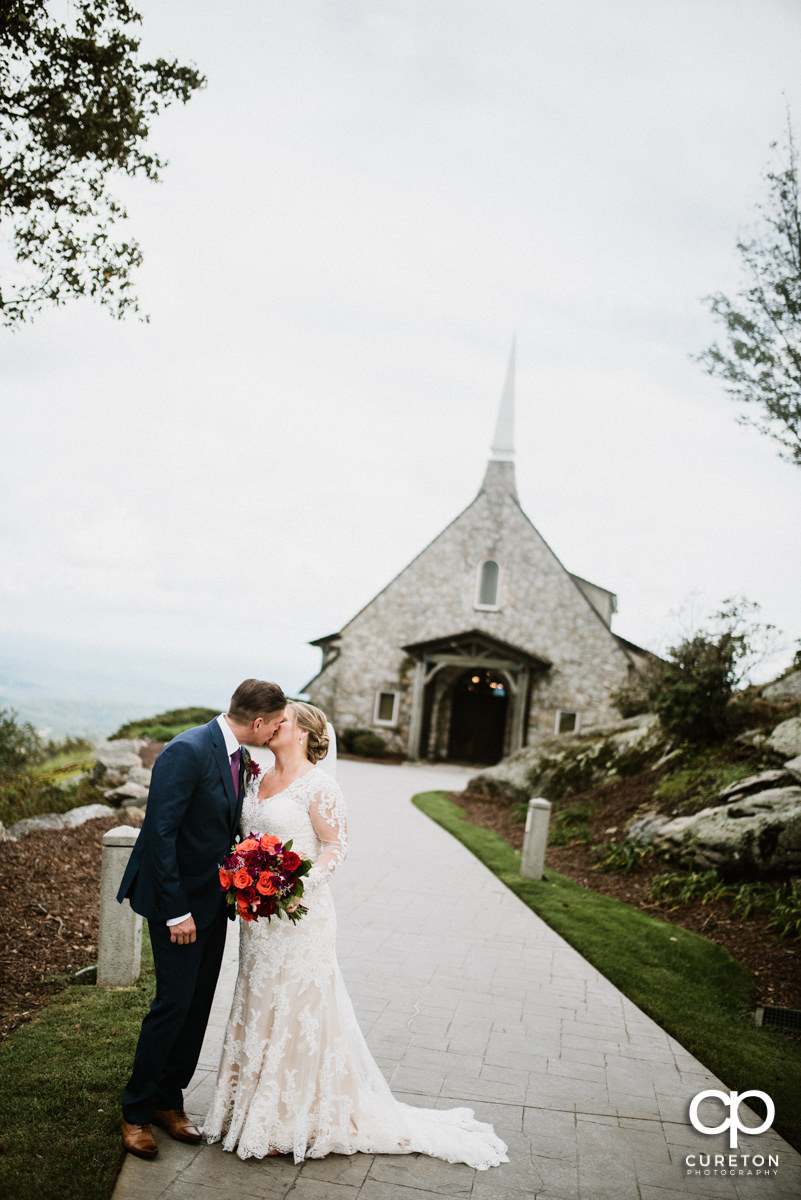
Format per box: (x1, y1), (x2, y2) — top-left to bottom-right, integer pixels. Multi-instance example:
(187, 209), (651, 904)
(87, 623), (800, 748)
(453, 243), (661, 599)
(452, 776), (801, 1014)
(0, 813), (143, 1040)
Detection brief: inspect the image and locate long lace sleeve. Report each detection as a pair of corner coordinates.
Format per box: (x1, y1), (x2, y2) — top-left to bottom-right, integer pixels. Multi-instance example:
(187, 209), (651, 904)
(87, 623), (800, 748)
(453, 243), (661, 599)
(304, 776), (348, 894)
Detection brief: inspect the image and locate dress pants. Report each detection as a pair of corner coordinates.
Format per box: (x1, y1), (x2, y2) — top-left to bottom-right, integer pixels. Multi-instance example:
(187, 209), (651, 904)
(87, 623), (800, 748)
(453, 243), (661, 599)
(122, 905), (228, 1124)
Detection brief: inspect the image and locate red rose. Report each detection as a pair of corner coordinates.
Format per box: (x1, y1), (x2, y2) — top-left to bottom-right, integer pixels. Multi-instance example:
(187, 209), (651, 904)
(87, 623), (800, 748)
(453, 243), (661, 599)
(282, 850), (301, 871)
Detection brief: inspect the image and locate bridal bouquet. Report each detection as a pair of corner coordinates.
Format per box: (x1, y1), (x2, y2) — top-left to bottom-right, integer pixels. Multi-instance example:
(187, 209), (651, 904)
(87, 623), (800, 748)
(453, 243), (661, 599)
(219, 832), (312, 923)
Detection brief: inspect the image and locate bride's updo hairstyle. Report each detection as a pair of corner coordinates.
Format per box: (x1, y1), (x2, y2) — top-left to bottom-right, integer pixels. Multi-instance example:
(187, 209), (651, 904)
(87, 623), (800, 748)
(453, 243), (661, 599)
(291, 701), (330, 765)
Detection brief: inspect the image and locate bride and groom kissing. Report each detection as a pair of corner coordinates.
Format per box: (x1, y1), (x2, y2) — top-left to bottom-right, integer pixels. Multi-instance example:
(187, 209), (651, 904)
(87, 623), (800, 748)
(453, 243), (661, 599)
(117, 678), (508, 1171)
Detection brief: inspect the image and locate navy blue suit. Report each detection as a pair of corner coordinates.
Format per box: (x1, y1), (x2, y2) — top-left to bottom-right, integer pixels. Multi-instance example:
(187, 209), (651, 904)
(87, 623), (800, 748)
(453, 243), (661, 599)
(118, 718), (244, 1122)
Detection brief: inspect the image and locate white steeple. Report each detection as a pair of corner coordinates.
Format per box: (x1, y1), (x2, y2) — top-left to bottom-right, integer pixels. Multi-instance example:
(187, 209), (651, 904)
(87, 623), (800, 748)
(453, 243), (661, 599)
(490, 336), (516, 463)
(479, 338), (519, 501)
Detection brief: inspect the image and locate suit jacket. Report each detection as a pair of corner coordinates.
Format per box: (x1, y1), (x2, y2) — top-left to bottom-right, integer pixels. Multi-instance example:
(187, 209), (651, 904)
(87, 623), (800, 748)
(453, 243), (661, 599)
(117, 718), (244, 929)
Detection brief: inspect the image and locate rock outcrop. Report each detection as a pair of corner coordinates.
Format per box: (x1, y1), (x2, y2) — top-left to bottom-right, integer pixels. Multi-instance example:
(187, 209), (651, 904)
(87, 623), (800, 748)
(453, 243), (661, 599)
(762, 670), (801, 702)
(91, 739), (152, 808)
(627, 764), (801, 879)
(646, 786), (801, 878)
(466, 714), (665, 806)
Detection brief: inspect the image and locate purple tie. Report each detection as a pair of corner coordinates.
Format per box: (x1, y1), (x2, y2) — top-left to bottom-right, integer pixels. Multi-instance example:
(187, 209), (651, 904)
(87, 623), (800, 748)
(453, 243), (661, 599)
(230, 747), (241, 797)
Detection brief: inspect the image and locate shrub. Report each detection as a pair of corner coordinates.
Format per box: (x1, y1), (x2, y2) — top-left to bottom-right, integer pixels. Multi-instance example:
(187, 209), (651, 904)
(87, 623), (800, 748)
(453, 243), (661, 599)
(645, 599), (777, 747)
(766, 881), (801, 942)
(41, 734), (94, 759)
(611, 675), (651, 718)
(592, 840), (654, 875)
(337, 728), (388, 757)
(0, 708), (46, 772)
(547, 801), (595, 846)
(0, 770), (90, 828)
(350, 731), (388, 758)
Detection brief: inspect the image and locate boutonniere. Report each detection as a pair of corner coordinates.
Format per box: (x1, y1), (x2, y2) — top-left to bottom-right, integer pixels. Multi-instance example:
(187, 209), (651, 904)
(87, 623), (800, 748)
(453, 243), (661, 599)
(245, 757), (261, 780)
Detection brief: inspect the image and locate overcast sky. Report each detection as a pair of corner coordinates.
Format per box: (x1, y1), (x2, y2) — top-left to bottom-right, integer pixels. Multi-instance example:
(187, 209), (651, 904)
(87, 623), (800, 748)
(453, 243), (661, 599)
(2, 0), (800, 727)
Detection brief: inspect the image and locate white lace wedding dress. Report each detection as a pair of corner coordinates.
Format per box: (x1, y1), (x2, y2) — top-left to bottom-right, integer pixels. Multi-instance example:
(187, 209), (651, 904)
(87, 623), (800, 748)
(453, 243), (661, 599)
(203, 766), (508, 1170)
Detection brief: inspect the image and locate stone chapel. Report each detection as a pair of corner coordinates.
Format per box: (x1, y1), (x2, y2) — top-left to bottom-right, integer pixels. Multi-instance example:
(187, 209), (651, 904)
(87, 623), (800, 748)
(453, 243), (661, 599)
(304, 348), (653, 764)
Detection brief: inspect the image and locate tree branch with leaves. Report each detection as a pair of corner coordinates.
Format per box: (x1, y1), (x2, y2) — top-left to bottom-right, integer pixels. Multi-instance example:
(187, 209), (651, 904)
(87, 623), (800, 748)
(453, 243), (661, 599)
(0, 0), (204, 326)
(695, 116), (801, 467)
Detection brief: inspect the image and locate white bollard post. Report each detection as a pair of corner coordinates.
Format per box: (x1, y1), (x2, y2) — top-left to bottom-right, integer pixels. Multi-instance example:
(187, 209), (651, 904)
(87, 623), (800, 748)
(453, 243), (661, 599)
(97, 826), (142, 987)
(521, 797), (551, 880)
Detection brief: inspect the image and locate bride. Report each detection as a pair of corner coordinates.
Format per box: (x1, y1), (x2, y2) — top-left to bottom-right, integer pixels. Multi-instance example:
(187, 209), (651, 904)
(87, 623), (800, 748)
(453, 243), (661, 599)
(203, 700), (508, 1170)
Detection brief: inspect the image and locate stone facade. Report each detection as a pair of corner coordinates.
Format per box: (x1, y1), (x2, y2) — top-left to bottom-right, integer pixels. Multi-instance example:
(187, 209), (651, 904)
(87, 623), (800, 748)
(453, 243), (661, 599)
(305, 357), (652, 764)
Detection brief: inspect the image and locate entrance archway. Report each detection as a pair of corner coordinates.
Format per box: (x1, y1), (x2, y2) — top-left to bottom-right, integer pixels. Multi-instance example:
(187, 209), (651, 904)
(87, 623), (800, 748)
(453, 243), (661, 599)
(447, 668), (509, 764)
(403, 629), (551, 762)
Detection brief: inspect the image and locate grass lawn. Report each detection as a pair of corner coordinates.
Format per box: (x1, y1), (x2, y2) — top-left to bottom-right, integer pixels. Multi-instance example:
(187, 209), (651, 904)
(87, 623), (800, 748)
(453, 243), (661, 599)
(413, 790), (801, 1152)
(0, 947), (155, 1200)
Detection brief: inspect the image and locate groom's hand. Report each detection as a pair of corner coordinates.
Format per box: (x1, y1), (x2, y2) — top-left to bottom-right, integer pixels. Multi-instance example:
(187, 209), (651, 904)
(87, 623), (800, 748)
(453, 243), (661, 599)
(169, 916), (197, 945)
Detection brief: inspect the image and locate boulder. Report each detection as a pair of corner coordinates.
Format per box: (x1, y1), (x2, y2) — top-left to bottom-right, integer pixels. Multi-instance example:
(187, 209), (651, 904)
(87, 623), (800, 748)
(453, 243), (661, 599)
(105, 781), (149, 807)
(127, 766), (152, 788)
(90, 739), (147, 787)
(61, 803), (117, 827)
(119, 805), (146, 823)
(649, 786), (801, 878)
(765, 718), (801, 759)
(762, 670), (801, 701)
(8, 803), (115, 839)
(785, 755), (801, 783)
(626, 810), (670, 845)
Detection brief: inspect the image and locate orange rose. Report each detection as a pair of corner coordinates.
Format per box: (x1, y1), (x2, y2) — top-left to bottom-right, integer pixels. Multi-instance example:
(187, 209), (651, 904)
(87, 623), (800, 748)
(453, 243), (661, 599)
(233, 867), (253, 889)
(238, 903), (256, 922)
(260, 834), (281, 854)
(256, 874), (278, 896)
(238, 838), (259, 854)
(219, 867), (234, 889)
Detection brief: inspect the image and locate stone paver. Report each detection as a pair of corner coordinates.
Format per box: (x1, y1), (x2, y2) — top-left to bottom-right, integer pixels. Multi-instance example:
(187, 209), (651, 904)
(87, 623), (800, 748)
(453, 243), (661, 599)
(112, 760), (801, 1199)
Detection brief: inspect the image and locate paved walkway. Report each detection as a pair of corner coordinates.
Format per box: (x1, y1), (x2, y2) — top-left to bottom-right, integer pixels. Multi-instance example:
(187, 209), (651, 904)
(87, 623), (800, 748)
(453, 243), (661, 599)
(113, 760), (801, 1200)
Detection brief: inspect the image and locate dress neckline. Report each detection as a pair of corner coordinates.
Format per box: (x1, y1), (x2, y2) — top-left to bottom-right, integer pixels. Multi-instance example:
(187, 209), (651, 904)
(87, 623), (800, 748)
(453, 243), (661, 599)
(255, 764), (316, 803)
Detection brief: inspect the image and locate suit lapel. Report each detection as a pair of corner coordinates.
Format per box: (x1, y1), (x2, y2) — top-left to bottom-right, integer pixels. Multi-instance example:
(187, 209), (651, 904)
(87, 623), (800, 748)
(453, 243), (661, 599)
(209, 719), (237, 814)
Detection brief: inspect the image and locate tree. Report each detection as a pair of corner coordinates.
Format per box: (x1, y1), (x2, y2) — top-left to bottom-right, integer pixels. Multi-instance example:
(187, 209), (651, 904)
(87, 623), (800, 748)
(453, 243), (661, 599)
(0, 0), (204, 326)
(695, 117), (801, 467)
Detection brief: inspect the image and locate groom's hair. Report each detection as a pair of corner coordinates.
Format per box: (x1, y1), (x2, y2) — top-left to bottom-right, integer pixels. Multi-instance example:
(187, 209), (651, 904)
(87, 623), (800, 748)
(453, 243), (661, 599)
(229, 679), (287, 722)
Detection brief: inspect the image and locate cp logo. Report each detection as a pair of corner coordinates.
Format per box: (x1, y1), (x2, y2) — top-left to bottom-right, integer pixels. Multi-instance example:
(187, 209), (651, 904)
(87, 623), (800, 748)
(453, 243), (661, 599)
(689, 1090), (775, 1149)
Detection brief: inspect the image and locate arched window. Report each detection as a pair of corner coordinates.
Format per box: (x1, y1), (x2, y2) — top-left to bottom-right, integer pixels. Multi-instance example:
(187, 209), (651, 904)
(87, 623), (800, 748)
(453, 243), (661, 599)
(475, 559), (500, 609)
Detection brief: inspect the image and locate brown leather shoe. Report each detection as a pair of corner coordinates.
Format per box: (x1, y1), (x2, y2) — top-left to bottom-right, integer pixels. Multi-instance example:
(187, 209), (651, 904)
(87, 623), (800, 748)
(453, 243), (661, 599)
(120, 1117), (158, 1159)
(152, 1108), (202, 1144)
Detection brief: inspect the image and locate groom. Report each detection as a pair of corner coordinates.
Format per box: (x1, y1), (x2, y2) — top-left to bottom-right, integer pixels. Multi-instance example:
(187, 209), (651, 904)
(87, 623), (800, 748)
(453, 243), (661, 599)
(117, 678), (287, 1159)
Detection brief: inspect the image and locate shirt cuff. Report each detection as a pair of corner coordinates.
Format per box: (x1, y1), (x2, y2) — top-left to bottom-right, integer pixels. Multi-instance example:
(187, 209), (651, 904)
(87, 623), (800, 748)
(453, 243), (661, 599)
(166, 913), (192, 926)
